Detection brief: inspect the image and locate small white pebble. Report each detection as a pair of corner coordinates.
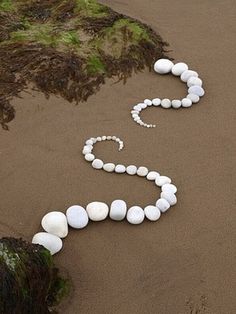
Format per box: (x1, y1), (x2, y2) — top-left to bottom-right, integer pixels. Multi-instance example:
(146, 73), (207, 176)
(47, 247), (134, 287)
(161, 98), (171, 109)
(171, 99), (182, 109)
(85, 153), (95, 162)
(180, 70), (198, 82)
(103, 163), (115, 172)
(156, 198), (170, 213)
(115, 164), (126, 173)
(171, 62), (188, 76)
(126, 165), (137, 175)
(187, 77), (203, 87)
(187, 93), (200, 103)
(137, 166), (149, 177)
(181, 98), (192, 108)
(144, 99), (152, 106)
(92, 159), (104, 169)
(144, 205), (161, 221)
(152, 98), (161, 106)
(146, 171), (160, 181)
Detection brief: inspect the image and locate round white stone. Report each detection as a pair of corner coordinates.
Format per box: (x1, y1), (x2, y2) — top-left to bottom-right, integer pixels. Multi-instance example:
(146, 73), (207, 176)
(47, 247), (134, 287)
(103, 163), (115, 172)
(86, 202), (109, 221)
(32, 232), (63, 255)
(86, 139), (94, 146)
(137, 166), (149, 177)
(171, 99), (182, 109)
(154, 59), (174, 74)
(126, 165), (137, 175)
(161, 98), (171, 109)
(161, 191), (177, 206)
(187, 93), (200, 103)
(115, 164), (126, 173)
(144, 205), (161, 221)
(144, 99), (152, 106)
(180, 70), (198, 82)
(127, 206), (145, 224)
(82, 145), (92, 155)
(155, 175), (171, 187)
(110, 200), (127, 221)
(187, 77), (203, 87)
(181, 98), (192, 108)
(92, 159), (103, 169)
(171, 62), (188, 76)
(41, 211), (68, 238)
(152, 98), (161, 106)
(156, 198), (170, 213)
(102, 136), (107, 140)
(188, 86), (205, 97)
(140, 103), (147, 109)
(66, 205), (89, 229)
(85, 153), (95, 162)
(161, 183), (177, 194)
(146, 171), (160, 181)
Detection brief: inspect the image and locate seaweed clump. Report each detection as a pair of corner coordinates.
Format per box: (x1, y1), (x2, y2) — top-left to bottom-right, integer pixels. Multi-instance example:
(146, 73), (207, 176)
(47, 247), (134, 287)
(0, 0), (169, 129)
(0, 237), (69, 314)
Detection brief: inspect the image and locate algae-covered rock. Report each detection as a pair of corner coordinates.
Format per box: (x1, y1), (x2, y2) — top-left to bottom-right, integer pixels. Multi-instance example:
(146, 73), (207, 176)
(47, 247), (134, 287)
(0, 237), (69, 314)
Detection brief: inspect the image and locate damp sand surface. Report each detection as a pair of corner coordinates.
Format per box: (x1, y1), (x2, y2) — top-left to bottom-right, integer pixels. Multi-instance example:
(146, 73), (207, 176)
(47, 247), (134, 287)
(0, 1), (236, 313)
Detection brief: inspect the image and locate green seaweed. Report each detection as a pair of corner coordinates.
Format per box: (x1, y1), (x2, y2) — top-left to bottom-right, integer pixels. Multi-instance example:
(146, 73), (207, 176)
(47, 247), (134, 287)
(75, 0), (109, 18)
(87, 54), (106, 74)
(0, 0), (15, 12)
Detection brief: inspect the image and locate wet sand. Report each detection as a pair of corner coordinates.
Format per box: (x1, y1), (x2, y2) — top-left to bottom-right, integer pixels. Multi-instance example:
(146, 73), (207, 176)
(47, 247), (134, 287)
(0, 0), (236, 313)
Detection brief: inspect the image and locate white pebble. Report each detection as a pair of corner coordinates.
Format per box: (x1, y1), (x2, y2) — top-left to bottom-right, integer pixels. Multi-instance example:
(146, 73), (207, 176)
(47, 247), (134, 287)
(172, 99), (182, 109)
(161, 98), (171, 109)
(154, 59), (174, 74)
(127, 206), (145, 224)
(115, 164), (126, 173)
(187, 77), (203, 87)
(103, 163), (115, 172)
(187, 93), (200, 103)
(85, 153), (95, 162)
(41, 211), (68, 238)
(171, 62), (188, 76)
(144, 99), (152, 106)
(162, 183), (177, 194)
(156, 198), (170, 213)
(180, 70), (198, 82)
(188, 86), (205, 97)
(110, 200), (127, 221)
(92, 159), (104, 169)
(66, 205), (89, 229)
(137, 166), (149, 177)
(126, 165), (137, 175)
(32, 232), (63, 255)
(86, 202), (109, 221)
(146, 171), (160, 181)
(144, 205), (161, 221)
(152, 98), (161, 106)
(155, 175), (171, 187)
(161, 191), (177, 206)
(97, 136), (102, 141)
(181, 98), (192, 108)
(86, 139), (94, 146)
(82, 145), (92, 155)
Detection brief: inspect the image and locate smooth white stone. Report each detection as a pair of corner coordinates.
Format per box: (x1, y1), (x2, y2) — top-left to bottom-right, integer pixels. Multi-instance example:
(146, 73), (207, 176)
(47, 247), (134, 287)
(102, 136), (107, 140)
(92, 159), (103, 169)
(115, 164), (126, 173)
(155, 176), (171, 187)
(112, 136), (117, 140)
(91, 138), (97, 143)
(86, 139), (94, 146)
(132, 113), (138, 118)
(137, 166), (149, 177)
(152, 98), (161, 106)
(96, 136), (102, 141)
(86, 202), (109, 221)
(85, 153), (95, 162)
(187, 93), (200, 103)
(146, 171), (160, 181)
(66, 205), (89, 229)
(161, 98), (171, 109)
(187, 77), (203, 87)
(144, 99), (152, 106)
(180, 70), (198, 82)
(107, 136), (112, 140)
(103, 163), (115, 172)
(126, 165), (137, 175)
(156, 198), (170, 213)
(188, 86), (205, 97)
(41, 211), (68, 238)
(82, 145), (92, 155)
(127, 206), (145, 224)
(140, 103), (147, 109)
(154, 59), (174, 74)
(144, 205), (161, 221)
(162, 183), (177, 194)
(172, 99), (182, 109)
(181, 98), (192, 108)
(133, 105), (142, 111)
(110, 200), (127, 221)
(134, 116), (141, 122)
(171, 62), (188, 76)
(161, 191), (177, 206)
(32, 232), (63, 255)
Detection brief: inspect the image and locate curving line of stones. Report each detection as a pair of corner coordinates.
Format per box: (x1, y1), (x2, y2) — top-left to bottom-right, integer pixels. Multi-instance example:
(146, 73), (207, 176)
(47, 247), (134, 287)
(32, 135), (177, 255)
(131, 59), (205, 128)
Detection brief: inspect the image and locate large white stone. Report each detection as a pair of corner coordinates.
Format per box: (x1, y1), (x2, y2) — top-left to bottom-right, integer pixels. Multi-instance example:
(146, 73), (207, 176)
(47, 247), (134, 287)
(187, 93), (200, 103)
(66, 205), (89, 229)
(41, 211), (68, 238)
(146, 171), (160, 181)
(154, 59), (174, 74)
(180, 70), (198, 82)
(92, 159), (104, 169)
(86, 202), (109, 221)
(115, 164), (126, 173)
(172, 99), (182, 109)
(126, 165), (137, 175)
(161, 191), (177, 206)
(127, 206), (145, 224)
(85, 153), (95, 162)
(161, 183), (177, 194)
(171, 62), (188, 76)
(144, 205), (161, 221)
(187, 77), (203, 87)
(103, 163), (115, 172)
(155, 176), (171, 187)
(188, 86), (205, 97)
(156, 198), (170, 213)
(181, 98), (192, 108)
(32, 232), (63, 255)
(161, 98), (171, 109)
(110, 200), (127, 221)
(137, 166), (149, 177)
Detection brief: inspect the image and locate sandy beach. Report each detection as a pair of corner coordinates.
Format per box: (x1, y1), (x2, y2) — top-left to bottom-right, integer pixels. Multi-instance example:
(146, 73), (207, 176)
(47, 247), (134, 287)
(0, 0), (236, 313)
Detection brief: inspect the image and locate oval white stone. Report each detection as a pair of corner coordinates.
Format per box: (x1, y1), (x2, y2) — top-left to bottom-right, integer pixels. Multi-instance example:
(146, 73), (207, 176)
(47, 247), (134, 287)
(66, 205), (89, 229)
(171, 62), (188, 76)
(144, 99), (152, 106)
(161, 98), (171, 109)
(82, 145), (92, 155)
(156, 198), (170, 213)
(110, 200), (127, 221)
(154, 59), (174, 74)
(155, 176), (171, 187)
(92, 159), (104, 169)
(127, 206), (145, 224)
(140, 103), (147, 109)
(86, 202), (109, 221)
(188, 86), (205, 97)
(103, 163), (115, 172)
(187, 77), (203, 87)
(187, 93), (200, 103)
(85, 153), (95, 162)
(180, 70), (198, 82)
(126, 165), (137, 175)
(162, 183), (177, 194)
(86, 139), (94, 146)
(115, 164), (126, 173)
(144, 205), (161, 221)
(172, 99), (182, 109)
(152, 98), (161, 106)
(41, 211), (68, 238)
(32, 232), (63, 255)
(137, 166), (149, 177)
(146, 171), (160, 181)
(161, 191), (177, 206)
(181, 98), (192, 108)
